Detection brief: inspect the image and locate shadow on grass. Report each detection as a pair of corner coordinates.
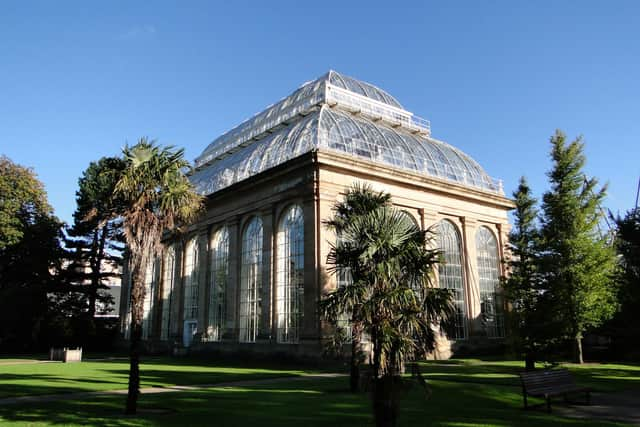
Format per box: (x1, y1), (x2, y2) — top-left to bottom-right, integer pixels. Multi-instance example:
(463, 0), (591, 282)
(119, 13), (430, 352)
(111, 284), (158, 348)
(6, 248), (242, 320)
(0, 377), (629, 427)
(0, 357), (313, 399)
(417, 359), (640, 392)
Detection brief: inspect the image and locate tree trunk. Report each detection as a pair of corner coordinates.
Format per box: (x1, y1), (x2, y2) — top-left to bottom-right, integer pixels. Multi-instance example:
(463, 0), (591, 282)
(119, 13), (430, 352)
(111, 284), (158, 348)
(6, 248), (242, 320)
(350, 349), (360, 393)
(575, 334), (584, 364)
(125, 323), (141, 414)
(125, 258), (146, 414)
(373, 375), (399, 427)
(371, 326), (399, 427)
(88, 228), (100, 317)
(350, 323), (362, 393)
(524, 352), (535, 371)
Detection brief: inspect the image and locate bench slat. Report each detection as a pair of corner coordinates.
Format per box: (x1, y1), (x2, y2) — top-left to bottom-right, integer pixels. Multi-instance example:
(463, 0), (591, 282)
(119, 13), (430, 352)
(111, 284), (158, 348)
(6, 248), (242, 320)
(519, 368), (591, 412)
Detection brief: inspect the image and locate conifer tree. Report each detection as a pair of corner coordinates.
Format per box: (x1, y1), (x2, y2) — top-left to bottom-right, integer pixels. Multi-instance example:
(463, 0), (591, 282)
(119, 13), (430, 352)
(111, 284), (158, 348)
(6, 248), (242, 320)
(65, 157), (126, 317)
(503, 176), (544, 370)
(539, 130), (617, 363)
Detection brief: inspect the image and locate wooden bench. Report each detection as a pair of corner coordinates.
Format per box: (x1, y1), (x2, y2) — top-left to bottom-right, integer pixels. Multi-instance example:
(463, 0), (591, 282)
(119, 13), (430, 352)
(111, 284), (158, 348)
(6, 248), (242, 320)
(519, 368), (591, 412)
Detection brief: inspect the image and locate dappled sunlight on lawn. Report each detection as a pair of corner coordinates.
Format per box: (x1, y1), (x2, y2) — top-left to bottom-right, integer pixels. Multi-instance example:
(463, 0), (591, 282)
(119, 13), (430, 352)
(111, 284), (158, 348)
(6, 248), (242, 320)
(0, 358), (636, 426)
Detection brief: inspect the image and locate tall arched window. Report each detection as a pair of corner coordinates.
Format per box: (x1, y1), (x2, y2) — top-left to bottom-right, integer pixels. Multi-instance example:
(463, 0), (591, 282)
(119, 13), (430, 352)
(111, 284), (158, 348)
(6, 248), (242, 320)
(335, 231), (353, 340)
(476, 226), (504, 338)
(239, 217), (263, 343)
(183, 238), (199, 321)
(206, 227), (229, 342)
(276, 205), (304, 343)
(399, 210), (419, 227)
(437, 220), (467, 340)
(160, 247), (175, 341)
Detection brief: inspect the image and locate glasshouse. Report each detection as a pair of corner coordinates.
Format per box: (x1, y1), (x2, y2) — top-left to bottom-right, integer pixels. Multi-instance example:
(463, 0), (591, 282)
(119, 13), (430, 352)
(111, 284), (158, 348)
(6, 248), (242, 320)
(120, 71), (514, 358)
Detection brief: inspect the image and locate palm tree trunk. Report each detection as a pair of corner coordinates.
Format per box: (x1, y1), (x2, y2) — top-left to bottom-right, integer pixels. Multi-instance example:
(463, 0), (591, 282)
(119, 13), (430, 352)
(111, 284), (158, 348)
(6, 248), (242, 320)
(524, 352), (535, 371)
(125, 257), (146, 414)
(371, 325), (398, 427)
(350, 322), (362, 393)
(125, 322), (141, 414)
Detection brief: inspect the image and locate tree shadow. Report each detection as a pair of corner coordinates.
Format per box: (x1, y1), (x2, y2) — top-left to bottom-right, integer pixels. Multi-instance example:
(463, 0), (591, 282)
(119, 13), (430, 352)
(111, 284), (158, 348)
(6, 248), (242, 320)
(0, 376), (627, 426)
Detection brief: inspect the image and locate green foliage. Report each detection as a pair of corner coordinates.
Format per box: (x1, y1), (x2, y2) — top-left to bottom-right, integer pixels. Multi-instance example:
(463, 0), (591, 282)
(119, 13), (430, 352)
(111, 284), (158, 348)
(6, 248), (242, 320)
(72, 156), (127, 234)
(320, 185), (453, 426)
(0, 156), (55, 249)
(322, 183), (392, 391)
(606, 208), (640, 357)
(0, 156), (64, 350)
(63, 156), (126, 318)
(503, 177), (549, 367)
(539, 130), (617, 362)
(613, 208), (640, 309)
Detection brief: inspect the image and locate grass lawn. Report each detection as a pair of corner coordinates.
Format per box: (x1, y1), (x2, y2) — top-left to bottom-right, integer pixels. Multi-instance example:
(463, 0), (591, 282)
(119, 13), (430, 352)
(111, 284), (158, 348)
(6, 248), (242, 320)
(0, 356), (638, 426)
(0, 356), (313, 398)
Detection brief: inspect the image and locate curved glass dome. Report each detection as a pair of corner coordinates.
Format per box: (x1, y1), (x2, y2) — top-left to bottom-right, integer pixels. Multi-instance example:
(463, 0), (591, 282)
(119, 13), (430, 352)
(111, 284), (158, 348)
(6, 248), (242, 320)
(190, 106), (502, 196)
(194, 71), (405, 169)
(326, 70), (403, 109)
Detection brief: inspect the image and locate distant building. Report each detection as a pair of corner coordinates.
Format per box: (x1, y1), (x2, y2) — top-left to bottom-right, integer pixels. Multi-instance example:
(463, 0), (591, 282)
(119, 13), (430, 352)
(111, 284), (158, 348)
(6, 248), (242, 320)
(53, 258), (121, 317)
(121, 71), (514, 358)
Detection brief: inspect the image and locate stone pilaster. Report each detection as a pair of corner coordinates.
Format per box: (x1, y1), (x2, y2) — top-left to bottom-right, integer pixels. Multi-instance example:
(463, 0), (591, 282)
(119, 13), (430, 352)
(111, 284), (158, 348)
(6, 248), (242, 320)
(171, 243), (183, 342)
(461, 217), (481, 336)
(196, 228), (209, 339)
(260, 207), (275, 340)
(226, 218), (240, 340)
(302, 196), (319, 341)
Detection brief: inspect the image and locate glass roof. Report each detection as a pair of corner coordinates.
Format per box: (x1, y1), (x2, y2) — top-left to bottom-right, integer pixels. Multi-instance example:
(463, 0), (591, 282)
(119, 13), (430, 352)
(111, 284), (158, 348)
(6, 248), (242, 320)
(190, 106), (503, 196)
(194, 71), (405, 169)
(326, 70), (403, 109)
(191, 71), (503, 196)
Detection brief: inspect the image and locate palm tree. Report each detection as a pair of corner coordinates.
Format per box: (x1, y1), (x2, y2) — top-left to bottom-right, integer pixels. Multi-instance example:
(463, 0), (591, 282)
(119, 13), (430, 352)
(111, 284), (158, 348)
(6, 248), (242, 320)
(321, 194), (453, 427)
(115, 138), (203, 414)
(323, 183), (391, 393)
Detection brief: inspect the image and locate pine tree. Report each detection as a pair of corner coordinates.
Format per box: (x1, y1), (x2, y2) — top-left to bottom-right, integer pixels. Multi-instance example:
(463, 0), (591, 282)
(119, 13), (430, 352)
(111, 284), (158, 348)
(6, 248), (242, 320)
(539, 130), (617, 363)
(64, 157), (126, 318)
(503, 177), (544, 370)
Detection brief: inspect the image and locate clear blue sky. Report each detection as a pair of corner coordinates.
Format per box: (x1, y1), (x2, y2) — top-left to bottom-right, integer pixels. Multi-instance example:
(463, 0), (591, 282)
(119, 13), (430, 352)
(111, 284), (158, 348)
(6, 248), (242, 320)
(1, 1), (638, 225)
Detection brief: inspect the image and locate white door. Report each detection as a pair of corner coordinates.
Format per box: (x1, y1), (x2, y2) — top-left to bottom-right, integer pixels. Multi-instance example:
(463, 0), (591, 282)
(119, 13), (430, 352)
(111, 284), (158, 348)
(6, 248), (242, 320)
(183, 320), (197, 347)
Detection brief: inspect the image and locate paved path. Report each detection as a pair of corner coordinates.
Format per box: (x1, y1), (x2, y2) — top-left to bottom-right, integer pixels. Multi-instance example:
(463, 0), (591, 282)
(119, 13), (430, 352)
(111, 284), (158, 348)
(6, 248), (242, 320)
(554, 391), (640, 425)
(0, 373), (345, 406)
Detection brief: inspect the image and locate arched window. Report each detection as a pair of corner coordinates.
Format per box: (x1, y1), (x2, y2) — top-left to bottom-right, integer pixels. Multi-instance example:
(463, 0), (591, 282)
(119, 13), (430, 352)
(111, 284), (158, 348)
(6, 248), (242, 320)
(183, 238), (199, 321)
(206, 227), (229, 342)
(334, 230), (353, 340)
(476, 226), (504, 338)
(276, 205), (304, 343)
(142, 258), (157, 340)
(160, 246), (175, 341)
(239, 217), (263, 343)
(399, 210), (419, 227)
(437, 220), (467, 340)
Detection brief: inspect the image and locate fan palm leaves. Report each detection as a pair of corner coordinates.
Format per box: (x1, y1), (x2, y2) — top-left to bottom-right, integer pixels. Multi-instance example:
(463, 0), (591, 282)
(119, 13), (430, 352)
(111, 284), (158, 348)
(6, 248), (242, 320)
(321, 185), (453, 426)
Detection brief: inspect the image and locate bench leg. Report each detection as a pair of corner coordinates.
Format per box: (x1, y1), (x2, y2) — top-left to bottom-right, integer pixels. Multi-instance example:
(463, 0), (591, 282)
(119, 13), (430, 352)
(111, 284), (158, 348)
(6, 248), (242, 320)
(547, 397), (551, 413)
(586, 391), (590, 405)
(523, 394), (528, 409)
